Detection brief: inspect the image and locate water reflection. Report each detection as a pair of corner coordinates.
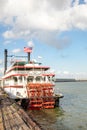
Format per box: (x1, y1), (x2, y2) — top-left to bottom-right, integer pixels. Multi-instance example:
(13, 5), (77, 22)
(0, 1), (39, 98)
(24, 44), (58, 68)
(27, 107), (69, 130)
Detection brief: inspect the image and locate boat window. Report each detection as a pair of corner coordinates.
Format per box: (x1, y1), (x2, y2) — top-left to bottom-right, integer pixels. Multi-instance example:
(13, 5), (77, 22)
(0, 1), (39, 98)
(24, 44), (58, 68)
(19, 76), (22, 81)
(27, 76), (34, 82)
(52, 76), (55, 81)
(24, 76), (26, 80)
(13, 77), (17, 82)
(43, 77), (46, 81)
(48, 76), (50, 81)
(36, 76), (42, 82)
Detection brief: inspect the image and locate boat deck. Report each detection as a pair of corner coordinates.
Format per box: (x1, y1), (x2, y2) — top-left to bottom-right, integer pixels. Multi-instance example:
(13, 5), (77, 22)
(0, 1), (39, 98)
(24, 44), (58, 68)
(0, 87), (42, 130)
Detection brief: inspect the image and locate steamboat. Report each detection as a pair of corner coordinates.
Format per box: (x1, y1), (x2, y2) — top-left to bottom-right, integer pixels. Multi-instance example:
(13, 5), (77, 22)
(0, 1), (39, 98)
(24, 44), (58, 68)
(0, 48), (63, 109)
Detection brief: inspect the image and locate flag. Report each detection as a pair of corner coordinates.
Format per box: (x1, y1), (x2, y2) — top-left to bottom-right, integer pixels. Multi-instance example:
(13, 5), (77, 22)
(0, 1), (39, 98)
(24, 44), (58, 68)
(24, 47), (32, 53)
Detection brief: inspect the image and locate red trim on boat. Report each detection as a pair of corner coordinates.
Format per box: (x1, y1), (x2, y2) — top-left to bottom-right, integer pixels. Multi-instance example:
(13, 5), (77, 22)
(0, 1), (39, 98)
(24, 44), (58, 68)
(4, 85), (23, 88)
(42, 73), (55, 76)
(6, 65), (50, 74)
(3, 74), (27, 79)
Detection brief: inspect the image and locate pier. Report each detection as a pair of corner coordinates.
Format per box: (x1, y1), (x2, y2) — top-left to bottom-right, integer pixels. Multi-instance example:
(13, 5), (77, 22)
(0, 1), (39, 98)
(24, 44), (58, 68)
(0, 87), (42, 130)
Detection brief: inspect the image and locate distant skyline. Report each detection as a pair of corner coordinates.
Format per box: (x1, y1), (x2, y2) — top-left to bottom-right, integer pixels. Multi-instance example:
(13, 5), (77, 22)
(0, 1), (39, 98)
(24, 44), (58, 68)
(0, 0), (87, 79)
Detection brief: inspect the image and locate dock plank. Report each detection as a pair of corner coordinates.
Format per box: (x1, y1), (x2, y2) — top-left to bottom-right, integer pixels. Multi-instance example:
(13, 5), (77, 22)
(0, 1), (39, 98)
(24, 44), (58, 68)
(0, 88), (42, 130)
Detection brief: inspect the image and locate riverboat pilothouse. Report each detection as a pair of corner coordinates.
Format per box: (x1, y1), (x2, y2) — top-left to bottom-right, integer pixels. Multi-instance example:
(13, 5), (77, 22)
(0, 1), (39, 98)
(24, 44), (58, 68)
(1, 47), (63, 109)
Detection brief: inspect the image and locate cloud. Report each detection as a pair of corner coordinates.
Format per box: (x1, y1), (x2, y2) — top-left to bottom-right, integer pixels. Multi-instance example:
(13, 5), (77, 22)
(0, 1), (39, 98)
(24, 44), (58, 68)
(4, 40), (11, 44)
(0, 59), (3, 65)
(27, 41), (34, 48)
(34, 31), (70, 49)
(75, 72), (87, 80)
(63, 71), (69, 75)
(85, 0), (87, 3)
(56, 70), (75, 79)
(1, 0), (87, 48)
(38, 56), (42, 59)
(3, 30), (16, 39)
(72, 0), (79, 6)
(47, 0), (71, 10)
(56, 70), (87, 80)
(12, 48), (21, 54)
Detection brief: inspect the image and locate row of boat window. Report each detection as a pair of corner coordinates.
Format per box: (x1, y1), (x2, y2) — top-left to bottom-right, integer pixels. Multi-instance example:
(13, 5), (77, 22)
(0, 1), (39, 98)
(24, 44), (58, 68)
(12, 76), (53, 82)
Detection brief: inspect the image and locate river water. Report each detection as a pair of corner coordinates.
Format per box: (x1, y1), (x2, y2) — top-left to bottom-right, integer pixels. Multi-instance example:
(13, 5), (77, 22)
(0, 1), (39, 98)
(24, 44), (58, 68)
(27, 82), (87, 130)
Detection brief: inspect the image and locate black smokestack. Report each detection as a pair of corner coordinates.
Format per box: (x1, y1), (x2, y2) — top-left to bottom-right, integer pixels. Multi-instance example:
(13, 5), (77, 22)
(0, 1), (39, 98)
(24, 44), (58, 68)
(4, 49), (8, 74)
(28, 52), (30, 62)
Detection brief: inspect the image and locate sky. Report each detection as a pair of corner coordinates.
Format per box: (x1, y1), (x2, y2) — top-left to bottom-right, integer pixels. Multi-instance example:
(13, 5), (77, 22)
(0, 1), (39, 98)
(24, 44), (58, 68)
(0, 0), (87, 79)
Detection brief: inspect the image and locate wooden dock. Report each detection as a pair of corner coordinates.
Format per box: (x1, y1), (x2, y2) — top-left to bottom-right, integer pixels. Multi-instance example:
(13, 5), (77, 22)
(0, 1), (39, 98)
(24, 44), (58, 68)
(0, 88), (42, 130)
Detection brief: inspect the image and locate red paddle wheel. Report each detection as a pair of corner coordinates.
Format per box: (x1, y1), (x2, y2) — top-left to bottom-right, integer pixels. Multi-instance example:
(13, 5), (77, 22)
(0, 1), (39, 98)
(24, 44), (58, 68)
(27, 83), (55, 109)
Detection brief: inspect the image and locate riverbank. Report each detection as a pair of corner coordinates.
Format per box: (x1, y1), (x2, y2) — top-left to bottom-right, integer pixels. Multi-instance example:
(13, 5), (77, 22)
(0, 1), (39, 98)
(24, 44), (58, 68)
(55, 78), (87, 82)
(0, 87), (42, 130)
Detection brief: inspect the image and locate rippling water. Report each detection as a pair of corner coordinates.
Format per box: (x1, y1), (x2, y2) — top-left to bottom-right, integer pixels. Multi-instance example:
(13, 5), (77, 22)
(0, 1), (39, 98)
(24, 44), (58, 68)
(27, 82), (87, 130)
